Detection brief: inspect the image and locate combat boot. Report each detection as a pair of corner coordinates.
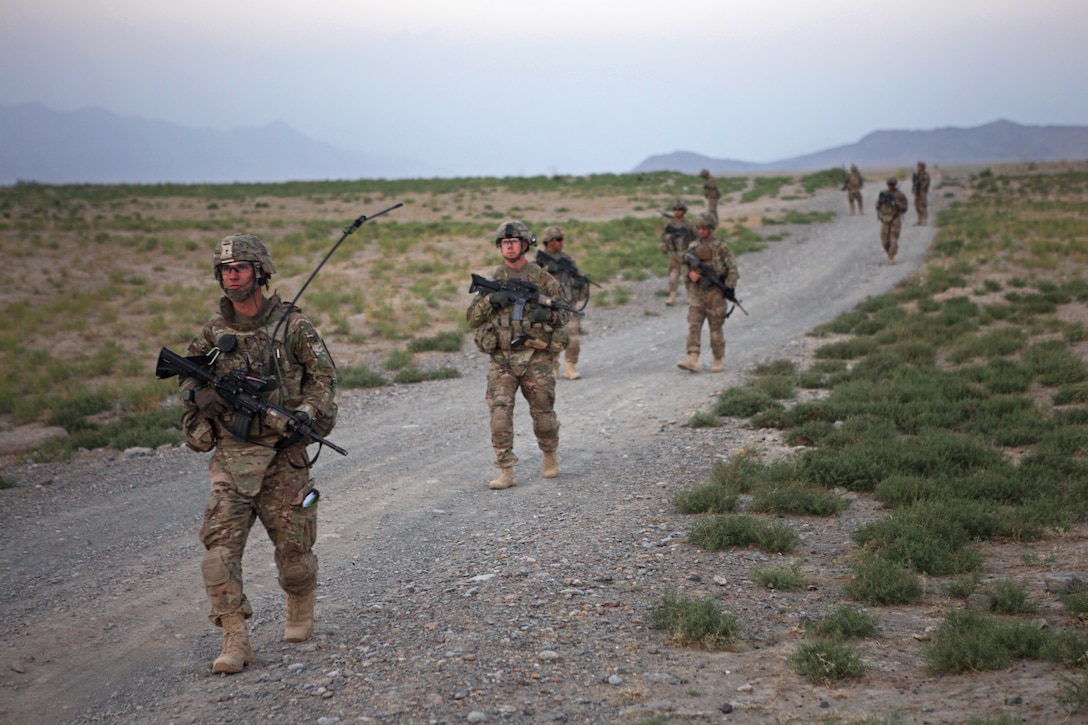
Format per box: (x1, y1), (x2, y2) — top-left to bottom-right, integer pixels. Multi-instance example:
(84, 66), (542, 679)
(677, 353), (699, 373)
(666, 290), (676, 306)
(711, 358), (724, 373)
(212, 613), (255, 674)
(542, 451), (559, 479)
(489, 466), (515, 490)
(564, 361), (581, 380)
(285, 589), (315, 642)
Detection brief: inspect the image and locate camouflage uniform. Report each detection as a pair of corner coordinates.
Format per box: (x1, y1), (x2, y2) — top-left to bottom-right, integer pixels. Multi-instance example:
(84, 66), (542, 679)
(876, 178), (909, 263)
(660, 201), (696, 304)
(845, 165), (864, 215)
(535, 247), (588, 368)
(180, 291), (337, 627)
(700, 169), (721, 227)
(681, 218), (740, 362)
(912, 162), (931, 225)
(467, 263), (569, 470)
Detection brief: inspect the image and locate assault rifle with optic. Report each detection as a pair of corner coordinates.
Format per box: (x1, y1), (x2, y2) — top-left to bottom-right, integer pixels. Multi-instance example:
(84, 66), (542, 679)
(660, 211), (696, 253)
(534, 250), (601, 289)
(155, 347), (348, 455)
(469, 273), (584, 320)
(682, 249), (749, 317)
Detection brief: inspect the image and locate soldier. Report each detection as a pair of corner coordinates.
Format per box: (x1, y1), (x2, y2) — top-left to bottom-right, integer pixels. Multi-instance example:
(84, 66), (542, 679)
(467, 221), (569, 490)
(677, 214), (740, 373)
(912, 161), (931, 225)
(700, 168), (721, 227)
(178, 234), (338, 674)
(536, 225), (588, 380)
(844, 164), (864, 216)
(876, 177), (909, 263)
(660, 199), (696, 306)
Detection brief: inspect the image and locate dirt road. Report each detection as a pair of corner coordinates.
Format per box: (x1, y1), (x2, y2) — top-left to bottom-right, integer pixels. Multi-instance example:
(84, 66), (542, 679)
(1, 189), (945, 723)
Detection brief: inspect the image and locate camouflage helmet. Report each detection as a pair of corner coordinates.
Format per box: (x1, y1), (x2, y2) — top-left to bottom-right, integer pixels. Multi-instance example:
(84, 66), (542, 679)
(695, 213), (717, 230)
(213, 234), (275, 282)
(494, 220), (535, 248)
(699, 169), (710, 179)
(541, 225), (564, 243)
(671, 198), (688, 212)
(886, 177), (898, 187)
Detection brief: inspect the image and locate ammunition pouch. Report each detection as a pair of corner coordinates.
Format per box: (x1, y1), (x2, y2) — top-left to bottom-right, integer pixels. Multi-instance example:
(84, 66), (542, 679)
(183, 408), (218, 453)
(474, 323), (499, 354)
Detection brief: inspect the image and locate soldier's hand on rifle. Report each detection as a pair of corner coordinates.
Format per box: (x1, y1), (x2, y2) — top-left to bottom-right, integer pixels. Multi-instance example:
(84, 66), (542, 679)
(264, 405), (313, 437)
(688, 270), (702, 283)
(528, 304), (550, 324)
(192, 387), (228, 417)
(489, 290), (514, 309)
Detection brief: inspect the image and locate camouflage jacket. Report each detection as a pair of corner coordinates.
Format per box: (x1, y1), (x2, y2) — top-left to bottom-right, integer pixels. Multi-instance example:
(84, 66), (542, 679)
(703, 176), (721, 201)
(912, 170), (930, 195)
(535, 249), (590, 306)
(682, 236), (739, 292)
(660, 217), (697, 257)
(876, 189), (909, 223)
(846, 168), (864, 192)
(180, 293), (338, 450)
(466, 263), (569, 361)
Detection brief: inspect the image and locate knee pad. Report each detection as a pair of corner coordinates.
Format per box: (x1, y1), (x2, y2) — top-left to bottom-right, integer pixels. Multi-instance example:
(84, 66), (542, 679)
(202, 547), (232, 587)
(279, 554), (317, 592)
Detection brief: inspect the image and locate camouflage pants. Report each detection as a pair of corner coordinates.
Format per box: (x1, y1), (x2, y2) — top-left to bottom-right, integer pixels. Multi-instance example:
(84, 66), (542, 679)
(848, 191), (863, 215)
(199, 446), (317, 626)
(880, 218), (902, 260)
(666, 252), (683, 295)
(486, 353), (559, 468)
(706, 196), (719, 227)
(914, 193), (928, 224)
(560, 314), (581, 365)
(686, 288), (728, 359)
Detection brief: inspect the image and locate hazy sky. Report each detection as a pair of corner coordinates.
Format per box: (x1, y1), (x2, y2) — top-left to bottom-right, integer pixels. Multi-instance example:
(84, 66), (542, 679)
(3, 0), (1087, 177)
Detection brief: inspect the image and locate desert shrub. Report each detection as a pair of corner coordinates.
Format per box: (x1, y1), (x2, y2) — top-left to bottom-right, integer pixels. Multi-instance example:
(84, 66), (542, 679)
(789, 640), (864, 683)
(687, 514), (797, 553)
(804, 605), (880, 640)
(845, 553), (924, 605)
(648, 588), (741, 649)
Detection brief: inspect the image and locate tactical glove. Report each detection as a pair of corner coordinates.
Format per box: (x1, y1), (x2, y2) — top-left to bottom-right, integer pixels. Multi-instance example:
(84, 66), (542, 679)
(192, 387), (227, 417)
(265, 407), (312, 436)
(489, 290), (514, 309)
(528, 305), (551, 324)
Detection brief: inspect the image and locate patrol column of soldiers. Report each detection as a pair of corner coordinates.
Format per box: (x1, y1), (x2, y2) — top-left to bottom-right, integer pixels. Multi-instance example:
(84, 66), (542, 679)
(699, 168), (720, 227)
(677, 214), (740, 373)
(537, 225), (587, 381)
(912, 161), (930, 225)
(467, 221), (569, 490)
(179, 234), (338, 674)
(876, 177), (909, 264)
(844, 164), (864, 215)
(660, 199), (696, 306)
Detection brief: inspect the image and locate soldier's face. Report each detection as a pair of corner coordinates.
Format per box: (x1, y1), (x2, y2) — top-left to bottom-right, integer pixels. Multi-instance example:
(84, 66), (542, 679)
(500, 238), (524, 262)
(673, 209), (684, 219)
(546, 238), (563, 253)
(697, 226), (712, 239)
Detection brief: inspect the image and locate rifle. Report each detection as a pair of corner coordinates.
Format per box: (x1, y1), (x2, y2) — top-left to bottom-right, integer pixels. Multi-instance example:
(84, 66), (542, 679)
(156, 347), (348, 456)
(535, 250), (601, 289)
(682, 249), (749, 317)
(469, 273), (584, 321)
(661, 214), (695, 253)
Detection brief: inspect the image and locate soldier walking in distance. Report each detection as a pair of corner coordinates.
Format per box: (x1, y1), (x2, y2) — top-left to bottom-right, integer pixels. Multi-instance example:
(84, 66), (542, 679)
(537, 225), (587, 380)
(467, 221), (569, 490)
(876, 177), (909, 263)
(912, 161), (931, 225)
(178, 234), (338, 673)
(677, 214), (740, 373)
(844, 164), (864, 216)
(660, 199), (696, 306)
(700, 168), (721, 227)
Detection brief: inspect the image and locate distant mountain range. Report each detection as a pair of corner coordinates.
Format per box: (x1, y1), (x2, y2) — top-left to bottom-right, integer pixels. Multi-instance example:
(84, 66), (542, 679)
(633, 120), (1088, 174)
(0, 103), (436, 185)
(3, 105), (1087, 186)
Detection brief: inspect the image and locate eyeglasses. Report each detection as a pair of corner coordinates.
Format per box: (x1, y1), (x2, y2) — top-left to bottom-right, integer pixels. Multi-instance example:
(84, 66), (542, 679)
(218, 262), (252, 275)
